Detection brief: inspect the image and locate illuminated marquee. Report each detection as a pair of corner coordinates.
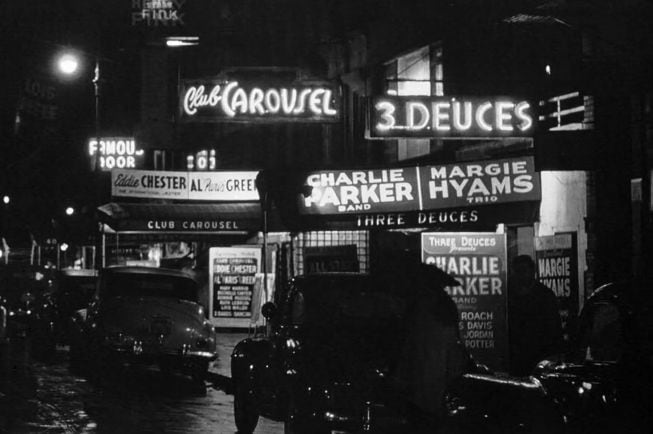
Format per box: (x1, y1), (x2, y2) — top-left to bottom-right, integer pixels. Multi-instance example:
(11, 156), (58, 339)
(88, 137), (144, 171)
(180, 79), (340, 123)
(368, 96), (536, 139)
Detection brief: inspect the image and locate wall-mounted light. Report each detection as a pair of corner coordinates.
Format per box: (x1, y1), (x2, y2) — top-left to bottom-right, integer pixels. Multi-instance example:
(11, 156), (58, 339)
(165, 36), (199, 47)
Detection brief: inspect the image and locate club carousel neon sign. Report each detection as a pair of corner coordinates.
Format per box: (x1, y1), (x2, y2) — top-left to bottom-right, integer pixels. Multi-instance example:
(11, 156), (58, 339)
(369, 96), (536, 138)
(180, 79), (340, 123)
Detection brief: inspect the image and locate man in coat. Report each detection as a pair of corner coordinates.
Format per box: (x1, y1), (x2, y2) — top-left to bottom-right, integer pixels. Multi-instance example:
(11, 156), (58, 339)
(395, 263), (469, 433)
(508, 255), (564, 376)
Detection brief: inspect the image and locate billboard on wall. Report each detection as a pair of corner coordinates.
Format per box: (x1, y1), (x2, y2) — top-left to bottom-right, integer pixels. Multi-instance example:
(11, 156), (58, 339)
(111, 169), (259, 201)
(209, 247), (262, 328)
(535, 233), (579, 346)
(421, 232), (509, 371)
(297, 157), (540, 229)
(180, 78), (341, 123)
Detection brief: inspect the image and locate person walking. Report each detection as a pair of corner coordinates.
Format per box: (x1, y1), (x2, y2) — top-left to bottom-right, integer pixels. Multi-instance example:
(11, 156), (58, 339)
(508, 255), (564, 376)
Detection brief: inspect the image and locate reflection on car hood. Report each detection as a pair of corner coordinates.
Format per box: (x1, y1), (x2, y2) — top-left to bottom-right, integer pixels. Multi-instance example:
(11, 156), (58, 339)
(299, 325), (402, 384)
(98, 296), (205, 333)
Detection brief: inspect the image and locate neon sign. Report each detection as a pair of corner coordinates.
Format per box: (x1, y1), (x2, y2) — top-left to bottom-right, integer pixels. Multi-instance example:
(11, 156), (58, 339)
(88, 137), (144, 171)
(368, 96), (536, 138)
(180, 79), (340, 123)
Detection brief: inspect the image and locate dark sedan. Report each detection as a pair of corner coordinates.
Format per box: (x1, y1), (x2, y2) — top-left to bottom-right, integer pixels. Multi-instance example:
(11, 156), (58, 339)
(69, 266), (218, 383)
(231, 273), (410, 434)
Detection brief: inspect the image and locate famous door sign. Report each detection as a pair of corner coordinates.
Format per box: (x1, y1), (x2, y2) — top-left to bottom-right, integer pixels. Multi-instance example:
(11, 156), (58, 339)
(421, 232), (508, 371)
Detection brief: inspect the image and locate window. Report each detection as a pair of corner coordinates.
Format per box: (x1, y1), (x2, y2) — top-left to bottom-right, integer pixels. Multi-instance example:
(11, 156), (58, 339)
(293, 231), (369, 275)
(384, 43), (444, 161)
(153, 150), (167, 170)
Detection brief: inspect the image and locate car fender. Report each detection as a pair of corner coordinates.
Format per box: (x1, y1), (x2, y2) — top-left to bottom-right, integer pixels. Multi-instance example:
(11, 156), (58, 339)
(231, 338), (271, 388)
(444, 373), (565, 434)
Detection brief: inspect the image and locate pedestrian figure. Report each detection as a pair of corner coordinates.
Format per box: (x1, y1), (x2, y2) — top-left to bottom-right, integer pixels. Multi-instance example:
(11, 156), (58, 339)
(508, 255), (564, 376)
(395, 263), (469, 434)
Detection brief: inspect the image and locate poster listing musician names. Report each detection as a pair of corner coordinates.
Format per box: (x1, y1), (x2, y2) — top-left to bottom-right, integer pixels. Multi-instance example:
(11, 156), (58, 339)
(421, 232), (508, 371)
(209, 247), (261, 328)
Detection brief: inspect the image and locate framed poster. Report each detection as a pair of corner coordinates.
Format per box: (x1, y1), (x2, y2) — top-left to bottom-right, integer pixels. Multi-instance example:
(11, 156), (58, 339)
(535, 232), (579, 346)
(209, 247), (262, 328)
(421, 232), (508, 371)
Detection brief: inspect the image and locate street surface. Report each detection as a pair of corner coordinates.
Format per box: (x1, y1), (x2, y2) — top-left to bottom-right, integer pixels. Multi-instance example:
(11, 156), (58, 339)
(0, 334), (283, 433)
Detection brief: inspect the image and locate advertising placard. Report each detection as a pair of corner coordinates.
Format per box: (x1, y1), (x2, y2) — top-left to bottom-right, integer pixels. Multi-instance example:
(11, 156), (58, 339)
(209, 247), (262, 328)
(298, 158), (540, 228)
(188, 171), (259, 201)
(534, 233), (579, 345)
(300, 167), (421, 215)
(368, 96), (536, 139)
(421, 232), (508, 371)
(420, 157), (541, 209)
(111, 169), (259, 201)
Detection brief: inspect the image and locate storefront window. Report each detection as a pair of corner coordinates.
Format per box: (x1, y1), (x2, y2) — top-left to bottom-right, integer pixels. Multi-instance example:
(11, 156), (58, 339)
(293, 231), (369, 275)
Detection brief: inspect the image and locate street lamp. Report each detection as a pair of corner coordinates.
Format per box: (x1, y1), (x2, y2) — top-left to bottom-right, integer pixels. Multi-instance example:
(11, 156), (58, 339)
(57, 53), (80, 76)
(2, 196), (9, 205)
(55, 49), (102, 270)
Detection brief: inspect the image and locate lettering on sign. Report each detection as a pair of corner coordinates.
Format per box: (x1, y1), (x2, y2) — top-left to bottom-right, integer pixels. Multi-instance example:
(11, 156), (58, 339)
(88, 137), (145, 171)
(422, 232), (509, 371)
(180, 79), (340, 122)
(145, 220), (240, 231)
(299, 157), (540, 217)
(535, 233), (579, 344)
(369, 96), (535, 138)
(112, 169), (260, 201)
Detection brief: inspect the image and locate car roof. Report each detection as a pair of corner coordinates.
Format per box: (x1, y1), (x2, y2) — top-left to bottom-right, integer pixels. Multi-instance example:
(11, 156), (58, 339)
(101, 266), (194, 279)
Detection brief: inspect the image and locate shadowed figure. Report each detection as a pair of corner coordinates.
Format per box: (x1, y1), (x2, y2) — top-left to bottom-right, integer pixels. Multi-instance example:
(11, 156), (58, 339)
(508, 255), (563, 376)
(394, 263), (470, 434)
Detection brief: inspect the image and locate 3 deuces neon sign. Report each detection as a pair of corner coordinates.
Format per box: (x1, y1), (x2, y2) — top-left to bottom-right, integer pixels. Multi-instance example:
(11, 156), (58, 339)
(369, 96), (536, 138)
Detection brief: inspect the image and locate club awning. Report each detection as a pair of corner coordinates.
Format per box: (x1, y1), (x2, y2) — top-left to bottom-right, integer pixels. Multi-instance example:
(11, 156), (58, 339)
(97, 202), (283, 234)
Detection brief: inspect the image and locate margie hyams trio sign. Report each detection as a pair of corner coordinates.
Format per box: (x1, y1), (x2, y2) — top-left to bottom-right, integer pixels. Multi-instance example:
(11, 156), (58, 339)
(298, 157), (540, 215)
(180, 79), (340, 122)
(369, 96), (536, 138)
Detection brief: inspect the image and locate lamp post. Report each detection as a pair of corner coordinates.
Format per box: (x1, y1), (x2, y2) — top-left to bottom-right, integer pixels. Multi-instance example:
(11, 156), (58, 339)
(55, 51), (102, 270)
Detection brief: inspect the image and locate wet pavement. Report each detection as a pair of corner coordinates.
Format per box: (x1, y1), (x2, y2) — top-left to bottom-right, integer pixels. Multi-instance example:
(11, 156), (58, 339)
(0, 334), (283, 433)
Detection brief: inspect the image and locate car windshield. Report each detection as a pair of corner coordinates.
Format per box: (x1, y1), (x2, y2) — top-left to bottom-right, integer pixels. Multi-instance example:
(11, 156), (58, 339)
(290, 277), (405, 328)
(103, 272), (198, 302)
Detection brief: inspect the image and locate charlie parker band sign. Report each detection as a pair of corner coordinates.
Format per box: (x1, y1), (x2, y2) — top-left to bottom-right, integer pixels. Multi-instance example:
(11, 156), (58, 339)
(298, 157), (541, 228)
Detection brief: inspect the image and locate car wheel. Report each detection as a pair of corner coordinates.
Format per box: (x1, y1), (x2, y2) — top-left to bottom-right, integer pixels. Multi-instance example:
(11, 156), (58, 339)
(234, 381), (259, 434)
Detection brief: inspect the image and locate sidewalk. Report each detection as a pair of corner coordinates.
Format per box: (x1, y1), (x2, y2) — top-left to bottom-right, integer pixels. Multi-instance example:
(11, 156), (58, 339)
(207, 330), (252, 385)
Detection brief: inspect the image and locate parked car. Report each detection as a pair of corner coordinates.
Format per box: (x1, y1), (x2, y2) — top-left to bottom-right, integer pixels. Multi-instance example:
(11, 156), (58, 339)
(231, 273), (411, 434)
(443, 280), (653, 434)
(51, 268), (97, 344)
(0, 264), (58, 358)
(69, 266), (217, 383)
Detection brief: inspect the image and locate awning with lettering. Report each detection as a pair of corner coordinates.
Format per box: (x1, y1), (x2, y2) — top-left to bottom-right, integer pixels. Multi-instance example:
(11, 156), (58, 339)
(97, 202), (284, 234)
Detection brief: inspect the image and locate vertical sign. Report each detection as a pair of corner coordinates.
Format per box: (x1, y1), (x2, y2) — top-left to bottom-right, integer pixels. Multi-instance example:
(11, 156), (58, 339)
(421, 232), (508, 371)
(209, 247), (261, 328)
(534, 233), (579, 346)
